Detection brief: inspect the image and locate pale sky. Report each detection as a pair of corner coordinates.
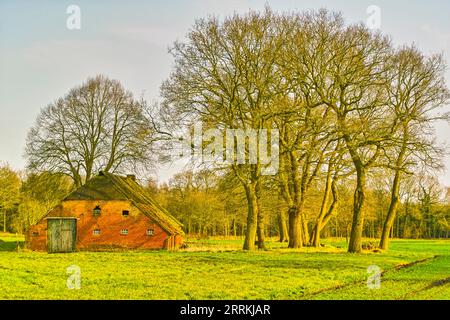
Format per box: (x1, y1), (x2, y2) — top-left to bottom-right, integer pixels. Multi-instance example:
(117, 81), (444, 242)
(1, 0), (450, 184)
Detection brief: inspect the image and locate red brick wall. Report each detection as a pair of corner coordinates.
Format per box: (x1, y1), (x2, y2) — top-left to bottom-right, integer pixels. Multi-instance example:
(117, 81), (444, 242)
(26, 200), (179, 251)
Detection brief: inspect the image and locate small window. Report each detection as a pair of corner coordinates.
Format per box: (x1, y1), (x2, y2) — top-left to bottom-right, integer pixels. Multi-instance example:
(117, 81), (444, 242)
(93, 206), (101, 217)
(120, 229), (128, 235)
(93, 229), (101, 235)
(122, 210), (129, 217)
(146, 229), (154, 236)
(32, 232), (39, 237)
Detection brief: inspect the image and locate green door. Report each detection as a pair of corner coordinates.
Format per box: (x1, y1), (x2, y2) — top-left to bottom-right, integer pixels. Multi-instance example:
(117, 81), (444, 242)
(47, 218), (77, 253)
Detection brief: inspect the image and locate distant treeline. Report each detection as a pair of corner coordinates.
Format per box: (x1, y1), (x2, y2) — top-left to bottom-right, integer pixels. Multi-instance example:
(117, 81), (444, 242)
(149, 170), (450, 242)
(0, 166), (448, 249)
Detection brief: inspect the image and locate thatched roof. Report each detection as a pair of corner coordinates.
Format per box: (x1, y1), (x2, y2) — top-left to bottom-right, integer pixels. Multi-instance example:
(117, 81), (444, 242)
(65, 172), (184, 235)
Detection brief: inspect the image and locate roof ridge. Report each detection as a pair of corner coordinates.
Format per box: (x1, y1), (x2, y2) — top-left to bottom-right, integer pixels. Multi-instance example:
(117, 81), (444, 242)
(103, 172), (184, 235)
(64, 174), (126, 201)
(117, 175), (184, 228)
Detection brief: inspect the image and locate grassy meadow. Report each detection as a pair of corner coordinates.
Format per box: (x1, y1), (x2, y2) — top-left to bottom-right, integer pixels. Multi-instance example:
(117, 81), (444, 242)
(0, 233), (448, 300)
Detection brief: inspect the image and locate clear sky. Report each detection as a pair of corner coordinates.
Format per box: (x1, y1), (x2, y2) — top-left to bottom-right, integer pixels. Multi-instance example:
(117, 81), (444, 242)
(1, 0), (450, 184)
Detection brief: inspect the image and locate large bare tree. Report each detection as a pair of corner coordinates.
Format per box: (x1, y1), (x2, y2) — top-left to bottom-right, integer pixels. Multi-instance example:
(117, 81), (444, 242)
(161, 9), (286, 250)
(268, 11), (340, 248)
(26, 75), (155, 187)
(379, 46), (450, 250)
(160, 8), (449, 251)
(299, 13), (393, 252)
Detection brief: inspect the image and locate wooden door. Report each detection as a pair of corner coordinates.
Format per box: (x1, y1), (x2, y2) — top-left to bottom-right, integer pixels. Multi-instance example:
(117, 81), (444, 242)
(47, 218), (77, 253)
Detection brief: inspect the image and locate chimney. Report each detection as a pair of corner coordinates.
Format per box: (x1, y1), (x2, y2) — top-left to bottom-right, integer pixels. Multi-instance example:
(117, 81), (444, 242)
(127, 174), (136, 181)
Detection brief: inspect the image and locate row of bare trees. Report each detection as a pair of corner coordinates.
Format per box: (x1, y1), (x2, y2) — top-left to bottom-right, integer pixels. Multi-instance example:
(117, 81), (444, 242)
(159, 9), (449, 252)
(146, 169), (449, 241)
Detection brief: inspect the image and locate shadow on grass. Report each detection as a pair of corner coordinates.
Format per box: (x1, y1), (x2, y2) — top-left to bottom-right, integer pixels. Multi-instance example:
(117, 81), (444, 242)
(0, 239), (25, 252)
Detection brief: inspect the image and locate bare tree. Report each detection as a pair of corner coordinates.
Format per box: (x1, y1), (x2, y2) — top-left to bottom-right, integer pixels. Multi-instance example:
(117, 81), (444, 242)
(269, 11), (341, 248)
(310, 142), (351, 247)
(26, 75), (155, 186)
(161, 7), (450, 251)
(301, 14), (393, 252)
(274, 99), (334, 248)
(379, 46), (450, 250)
(161, 9), (286, 250)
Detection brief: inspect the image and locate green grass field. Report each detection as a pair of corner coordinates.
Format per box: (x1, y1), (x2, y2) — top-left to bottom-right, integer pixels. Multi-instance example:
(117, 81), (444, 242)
(0, 234), (448, 300)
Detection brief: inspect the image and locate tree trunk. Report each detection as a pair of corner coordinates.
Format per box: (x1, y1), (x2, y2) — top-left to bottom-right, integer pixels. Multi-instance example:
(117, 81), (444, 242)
(257, 218), (266, 249)
(380, 138), (406, 249)
(314, 200), (338, 247)
(188, 217), (191, 234)
(288, 206), (303, 248)
(313, 175), (339, 247)
(310, 228), (317, 246)
(311, 168), (333, 246)
(69, 167), (83, 187)
(243, 184), (258, 251)
(256, 180), (266, 250)
(322, 187), (338, 229)
(3, 210), (5, 233)
(301, 213), (309, 245)
(379, 172), (401, 250)
(348, 168), (366, 253)
(278, 210), (289, 242)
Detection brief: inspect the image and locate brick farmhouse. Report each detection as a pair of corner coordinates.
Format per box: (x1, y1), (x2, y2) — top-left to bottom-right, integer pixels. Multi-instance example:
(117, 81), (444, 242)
(26, 171), (184, 252)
